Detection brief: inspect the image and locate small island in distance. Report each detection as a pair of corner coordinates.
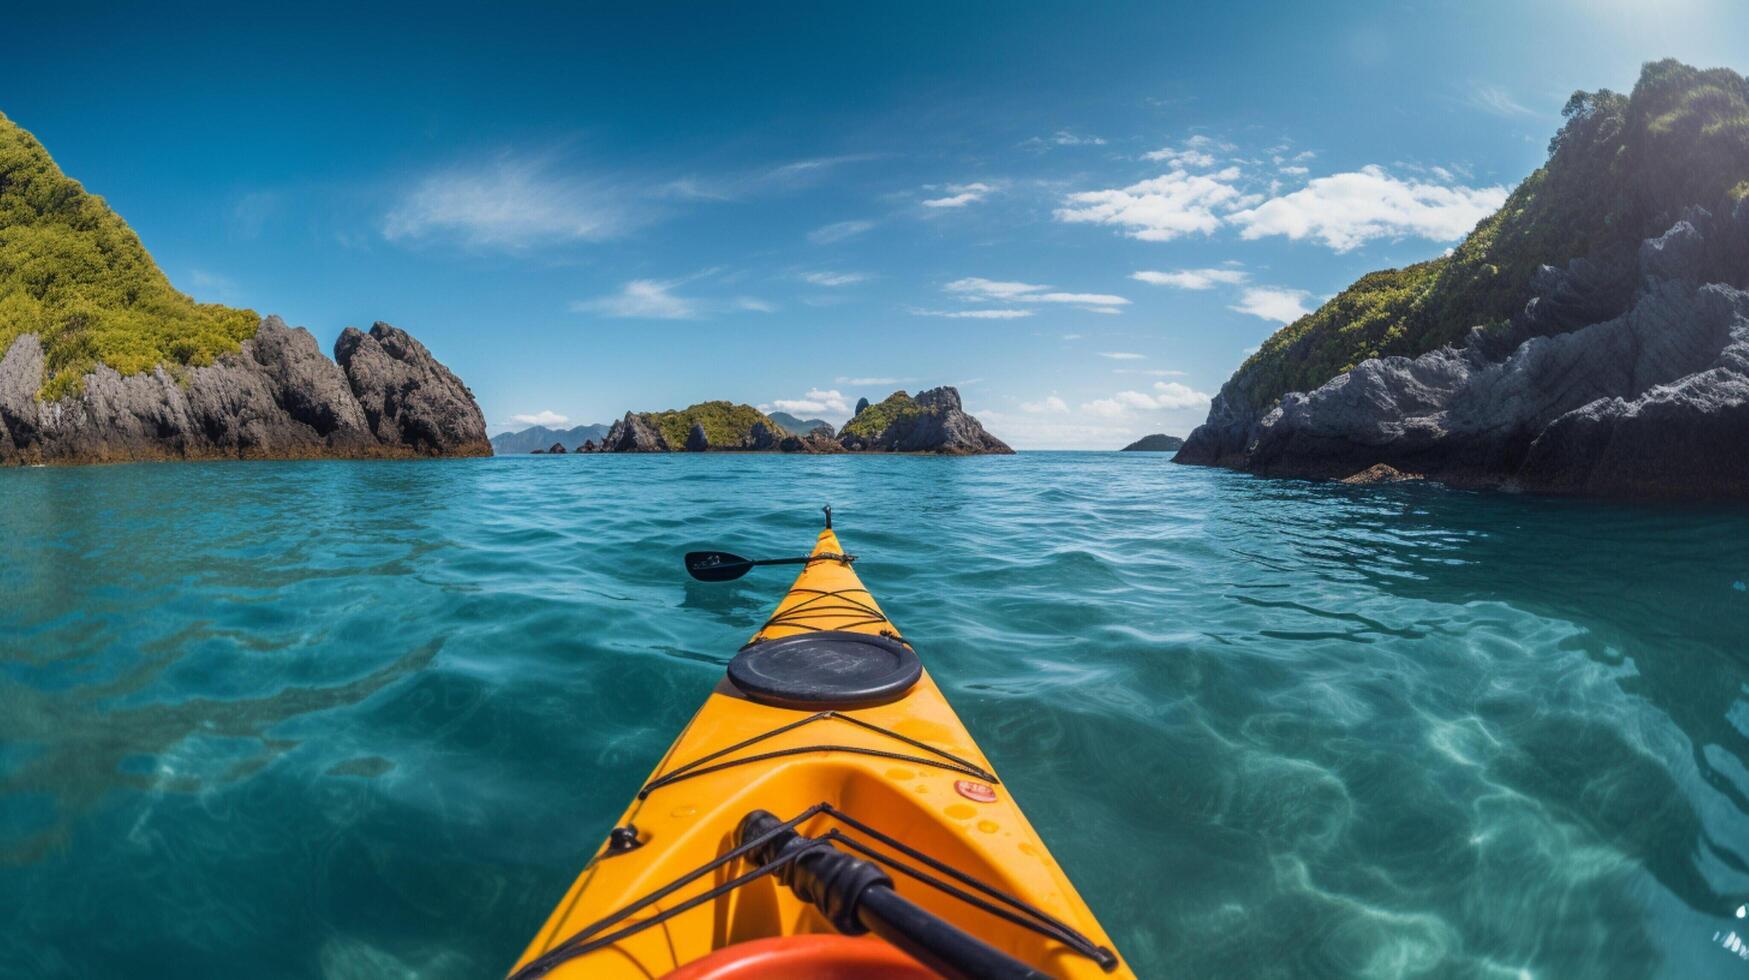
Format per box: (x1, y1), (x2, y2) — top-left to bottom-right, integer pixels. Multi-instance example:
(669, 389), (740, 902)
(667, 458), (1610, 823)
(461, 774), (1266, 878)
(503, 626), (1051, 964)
(495, 387), (1012, 456)
(1120, 434), (1184, 453)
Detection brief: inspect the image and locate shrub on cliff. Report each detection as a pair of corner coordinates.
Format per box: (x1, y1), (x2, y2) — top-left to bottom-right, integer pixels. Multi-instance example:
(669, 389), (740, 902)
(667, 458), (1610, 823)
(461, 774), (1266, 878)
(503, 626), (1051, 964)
(0, 112), (259, 399)
(644, 401), (780, 449)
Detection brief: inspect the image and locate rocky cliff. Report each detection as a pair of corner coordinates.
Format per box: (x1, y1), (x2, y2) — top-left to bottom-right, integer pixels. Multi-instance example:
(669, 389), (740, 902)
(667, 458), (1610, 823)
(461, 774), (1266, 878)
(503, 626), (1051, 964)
(0, 109), (489, 466)
(1178, 60), (1749, 500)
(0, 317), (490, 465)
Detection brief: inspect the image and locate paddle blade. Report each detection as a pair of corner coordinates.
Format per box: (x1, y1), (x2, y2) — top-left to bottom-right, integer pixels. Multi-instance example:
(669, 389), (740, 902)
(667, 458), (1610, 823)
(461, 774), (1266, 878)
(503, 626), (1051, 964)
(685, 551), (752, 581)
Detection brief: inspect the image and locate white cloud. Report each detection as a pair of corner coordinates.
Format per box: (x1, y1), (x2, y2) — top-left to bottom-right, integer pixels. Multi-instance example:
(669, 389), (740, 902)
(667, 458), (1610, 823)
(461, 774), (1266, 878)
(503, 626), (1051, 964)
(944, 277), (1130, 309)
(1082, 381), (1211, 417)
(572, 278), (775, 320)
(909, 307), (1034, 320)
(767, 388), (852, 416)
(1131, 267), (1249, 290)
(1279, 165), (1309, 176)
(1144, 148), (1216, 168)
(835, 376), (912, 386)
(1022, 395), (1070, 413)
(1115, 368), (1188, 376)
(1149, 381), (1213, 410)
(922, 182), (995, 208)
(1467, 84), (1534, 118)
(803, 271), (869, 287)
(509, 410), (569, 427)
(1230, 286), (1314, 323)
(1098, 351), (1146, 360)
(384, 155), (625, 248)
(1061, 333), (1084, 341)
(808, 219), (875, 244)
(1142, 135), (1234, 168)
(1054, 168), (1247, 241)
(1228, 165), (1507, 251)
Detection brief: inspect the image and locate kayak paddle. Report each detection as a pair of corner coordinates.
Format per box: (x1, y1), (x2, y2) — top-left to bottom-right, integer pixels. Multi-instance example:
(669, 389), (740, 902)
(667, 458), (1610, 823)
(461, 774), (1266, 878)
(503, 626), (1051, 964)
(685, 507), (852, 582)
(685, 551), (854, 582)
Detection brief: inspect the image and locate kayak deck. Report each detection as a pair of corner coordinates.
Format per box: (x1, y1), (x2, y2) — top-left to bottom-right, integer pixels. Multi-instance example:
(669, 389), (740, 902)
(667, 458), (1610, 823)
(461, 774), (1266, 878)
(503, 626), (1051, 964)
(510, 528), (1128, 978)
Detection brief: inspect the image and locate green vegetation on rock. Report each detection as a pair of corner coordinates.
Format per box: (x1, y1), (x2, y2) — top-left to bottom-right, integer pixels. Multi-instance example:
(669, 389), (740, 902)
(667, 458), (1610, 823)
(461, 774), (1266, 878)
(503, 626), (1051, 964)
(644, 401), (779, 448)
(840, 391), (922, 439)
(0, 111), (258, 399)
(1228, 59), (1749, 412)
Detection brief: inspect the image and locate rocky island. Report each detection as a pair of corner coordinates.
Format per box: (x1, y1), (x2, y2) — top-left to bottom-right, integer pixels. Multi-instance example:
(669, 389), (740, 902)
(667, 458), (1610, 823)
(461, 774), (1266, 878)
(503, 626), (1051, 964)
(587, 387), (1011, 454)
(0, 111), (489, 466)
(1120, 434), (1184, 453)
(1176, 60), (1749, 500)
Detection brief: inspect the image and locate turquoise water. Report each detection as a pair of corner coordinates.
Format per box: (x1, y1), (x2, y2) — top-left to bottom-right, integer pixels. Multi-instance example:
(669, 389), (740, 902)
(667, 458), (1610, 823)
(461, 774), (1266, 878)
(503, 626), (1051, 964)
(3, 453), (1748, 978)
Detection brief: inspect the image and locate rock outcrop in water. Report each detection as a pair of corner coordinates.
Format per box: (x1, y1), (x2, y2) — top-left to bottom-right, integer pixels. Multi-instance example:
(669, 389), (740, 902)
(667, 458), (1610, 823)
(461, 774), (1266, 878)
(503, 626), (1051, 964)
(1120, 433), (1185, 452)
(592, 387), (1012, 455)
(601, 411), (671, 452)
(0, 317), (491, 465)
(1177, 60), (1749, 500)
(836, 387), (1013, 454)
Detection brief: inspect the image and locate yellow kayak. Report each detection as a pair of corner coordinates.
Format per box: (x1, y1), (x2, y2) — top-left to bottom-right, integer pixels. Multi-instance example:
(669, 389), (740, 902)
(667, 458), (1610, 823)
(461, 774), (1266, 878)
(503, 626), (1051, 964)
(509, 516), (1129, 979)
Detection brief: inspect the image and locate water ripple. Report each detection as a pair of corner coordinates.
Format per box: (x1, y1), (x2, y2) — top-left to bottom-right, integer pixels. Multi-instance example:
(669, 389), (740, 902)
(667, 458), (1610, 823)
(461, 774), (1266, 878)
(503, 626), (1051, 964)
(1, 454), (1748, 977)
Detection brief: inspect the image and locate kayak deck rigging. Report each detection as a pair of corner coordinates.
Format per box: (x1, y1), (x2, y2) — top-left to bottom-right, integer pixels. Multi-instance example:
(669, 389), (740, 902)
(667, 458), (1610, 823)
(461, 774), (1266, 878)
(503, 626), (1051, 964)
(507, 519), (1130, 978)
(637, 709), (998, 800)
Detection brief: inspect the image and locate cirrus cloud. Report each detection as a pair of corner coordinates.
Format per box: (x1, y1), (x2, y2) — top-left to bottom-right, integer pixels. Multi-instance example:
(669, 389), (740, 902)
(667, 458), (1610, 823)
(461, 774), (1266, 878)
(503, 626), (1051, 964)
(909, 307), (1034, 320)
(1131, 267), (1250, 290)
(384, 154), (628, 249)
(944, 277), (1130, 310)
(922, 182), (996, 208)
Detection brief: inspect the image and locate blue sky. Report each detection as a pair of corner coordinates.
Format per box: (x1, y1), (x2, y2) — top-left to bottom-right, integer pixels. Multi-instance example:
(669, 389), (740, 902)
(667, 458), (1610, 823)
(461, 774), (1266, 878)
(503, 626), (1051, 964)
(5, 1), (1747, 447)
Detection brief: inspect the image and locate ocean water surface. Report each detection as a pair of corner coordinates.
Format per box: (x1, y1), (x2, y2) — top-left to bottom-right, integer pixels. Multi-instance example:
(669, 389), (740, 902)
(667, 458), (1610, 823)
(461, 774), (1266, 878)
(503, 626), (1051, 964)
(2, 453), (1747, 978)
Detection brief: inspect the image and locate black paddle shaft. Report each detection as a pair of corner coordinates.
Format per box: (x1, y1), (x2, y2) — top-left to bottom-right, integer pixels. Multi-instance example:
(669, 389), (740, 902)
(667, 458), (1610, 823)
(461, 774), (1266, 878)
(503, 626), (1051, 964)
(737, 810), (1048, 980)
(683, 551), (853, 582)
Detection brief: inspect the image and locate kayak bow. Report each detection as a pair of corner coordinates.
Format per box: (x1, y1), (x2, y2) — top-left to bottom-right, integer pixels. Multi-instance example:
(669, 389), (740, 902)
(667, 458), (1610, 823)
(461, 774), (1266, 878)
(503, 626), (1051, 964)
(509, 521), (1129, 978)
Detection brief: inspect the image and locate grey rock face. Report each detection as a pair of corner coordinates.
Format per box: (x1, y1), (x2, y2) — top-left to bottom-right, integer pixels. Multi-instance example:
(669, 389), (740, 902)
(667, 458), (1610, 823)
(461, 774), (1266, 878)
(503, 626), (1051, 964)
(1, 316), (488, 466)
(747, 421), (779, 451)
(601, 412), (670, 452)
(333, 322), (491, 457)
(854, 396), (870, 416)
(684, 422), (710, 452)
(1178, 206), (1749, 499)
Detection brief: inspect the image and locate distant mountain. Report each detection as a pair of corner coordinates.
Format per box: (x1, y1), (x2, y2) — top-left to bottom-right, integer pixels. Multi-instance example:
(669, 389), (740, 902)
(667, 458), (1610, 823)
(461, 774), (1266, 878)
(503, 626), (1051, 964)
(1120, 434), (1184, 452)
(491, 423), (610, 454)
(767, 411), (834, 436)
